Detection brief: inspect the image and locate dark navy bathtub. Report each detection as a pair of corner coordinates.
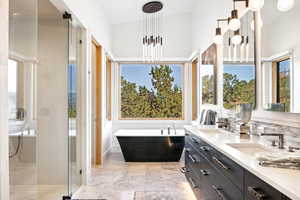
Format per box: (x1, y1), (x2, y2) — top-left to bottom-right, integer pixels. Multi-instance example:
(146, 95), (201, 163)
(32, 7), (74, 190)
(115, 129), (185, 162)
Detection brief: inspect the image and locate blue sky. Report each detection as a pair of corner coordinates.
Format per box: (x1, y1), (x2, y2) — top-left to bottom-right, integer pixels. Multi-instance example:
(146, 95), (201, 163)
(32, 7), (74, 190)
(121, 64), (182, 90)
(224, 64), (255, 81)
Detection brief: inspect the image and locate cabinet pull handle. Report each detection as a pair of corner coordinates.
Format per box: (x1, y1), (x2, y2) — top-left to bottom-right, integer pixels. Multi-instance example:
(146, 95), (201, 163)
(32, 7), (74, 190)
(212, 185), (228, 200)
(248, 187), (267, 200)
(212, 156), (230, 170)
(180, 167), (188, 174)
(192, 138), (199, 144)
(188, 154), (196, 163)
(189, 177), (198, 188)
(200, 169), (209, 176)
(200, 146), (209, 152)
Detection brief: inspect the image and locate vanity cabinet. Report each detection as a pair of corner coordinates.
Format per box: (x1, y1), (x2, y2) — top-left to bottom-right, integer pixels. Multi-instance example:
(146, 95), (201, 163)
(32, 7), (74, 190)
(184, 131), (292, 200)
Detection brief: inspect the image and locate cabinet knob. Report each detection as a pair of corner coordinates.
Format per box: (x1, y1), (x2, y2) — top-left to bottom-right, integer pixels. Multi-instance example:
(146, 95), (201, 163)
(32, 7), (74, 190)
(180, 167), (189, 174)
(200, 169), (209, 176)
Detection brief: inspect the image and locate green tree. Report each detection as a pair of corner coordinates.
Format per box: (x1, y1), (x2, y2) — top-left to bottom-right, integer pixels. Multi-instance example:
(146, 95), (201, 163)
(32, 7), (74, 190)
(202, 75), (215, 104)
(223, 73), (255, 110)
(120, 64), (182, 119)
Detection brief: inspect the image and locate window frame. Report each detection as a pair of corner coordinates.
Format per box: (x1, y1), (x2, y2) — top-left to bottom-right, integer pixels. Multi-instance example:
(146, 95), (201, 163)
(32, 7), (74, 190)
(222, 62), (257, 110)
(117, 62), (186, 121)
(275, 57), (291, 104)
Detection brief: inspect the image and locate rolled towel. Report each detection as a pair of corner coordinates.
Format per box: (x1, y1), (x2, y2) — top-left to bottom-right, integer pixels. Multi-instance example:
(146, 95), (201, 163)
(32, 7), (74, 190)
(255, 152), (300, 170)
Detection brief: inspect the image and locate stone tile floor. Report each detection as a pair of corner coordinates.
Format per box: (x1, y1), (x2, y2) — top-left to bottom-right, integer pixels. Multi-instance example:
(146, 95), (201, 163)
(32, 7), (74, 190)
(72, 152), (197, 200)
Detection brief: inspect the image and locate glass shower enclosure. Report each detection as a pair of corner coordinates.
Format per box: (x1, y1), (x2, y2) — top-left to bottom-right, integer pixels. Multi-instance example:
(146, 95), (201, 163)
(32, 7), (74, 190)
(8, 0), (82, 199)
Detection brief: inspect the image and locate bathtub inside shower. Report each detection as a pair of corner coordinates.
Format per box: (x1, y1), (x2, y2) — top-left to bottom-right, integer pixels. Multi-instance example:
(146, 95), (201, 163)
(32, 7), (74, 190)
(115, 129), (185, 162)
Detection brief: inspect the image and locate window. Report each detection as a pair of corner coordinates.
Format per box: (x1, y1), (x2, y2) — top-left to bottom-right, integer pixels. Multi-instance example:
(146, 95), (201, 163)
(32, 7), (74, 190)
(119, 63), (184, 119)
(223, 64), (255, 110)
(68, 63), (77, 119)
(273, 58), (291, 112)
(8, 59), (18, 120)
(201, 43), (217, 105)
(201, 64), (216, 105)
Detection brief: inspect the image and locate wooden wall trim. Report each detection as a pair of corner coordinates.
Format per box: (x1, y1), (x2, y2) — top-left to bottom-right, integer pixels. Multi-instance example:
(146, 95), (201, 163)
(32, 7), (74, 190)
(192, 59), (198, 120)
(92, 40), (102, 165)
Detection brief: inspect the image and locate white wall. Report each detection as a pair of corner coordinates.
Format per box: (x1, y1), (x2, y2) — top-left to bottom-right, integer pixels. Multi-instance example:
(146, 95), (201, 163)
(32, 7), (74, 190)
(111, 13), (193, 59)
(192, 0), (232, 54)
(0, 0), (10, 199)
(52, 0), (112, 53)
(36, 18), (68, 184)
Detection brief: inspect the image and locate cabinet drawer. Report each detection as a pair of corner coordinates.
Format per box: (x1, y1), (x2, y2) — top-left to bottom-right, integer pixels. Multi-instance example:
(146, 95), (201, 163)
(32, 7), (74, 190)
(188, 133), (244, 191)
(184, 166), (204, 200)
(210, 148), (244, 192)
(197, 155), (243, 200)
(245, 170), (282, 200)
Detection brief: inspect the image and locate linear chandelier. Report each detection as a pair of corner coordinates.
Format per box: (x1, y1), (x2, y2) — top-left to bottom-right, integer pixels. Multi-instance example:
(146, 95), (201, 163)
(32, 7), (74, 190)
(142, 1), (163, 62)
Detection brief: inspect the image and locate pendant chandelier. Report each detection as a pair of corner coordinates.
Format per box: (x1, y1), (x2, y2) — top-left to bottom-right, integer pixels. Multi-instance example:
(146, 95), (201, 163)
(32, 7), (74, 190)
(142, 1), (164, 62)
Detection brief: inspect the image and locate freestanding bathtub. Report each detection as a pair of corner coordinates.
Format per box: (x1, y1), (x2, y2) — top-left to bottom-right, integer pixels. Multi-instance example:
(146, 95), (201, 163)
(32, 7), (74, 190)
(115, 129), (185, 162)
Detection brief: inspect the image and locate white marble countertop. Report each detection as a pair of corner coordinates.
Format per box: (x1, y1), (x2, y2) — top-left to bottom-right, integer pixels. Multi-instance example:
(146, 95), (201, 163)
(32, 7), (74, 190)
(184, 125), (300, 200)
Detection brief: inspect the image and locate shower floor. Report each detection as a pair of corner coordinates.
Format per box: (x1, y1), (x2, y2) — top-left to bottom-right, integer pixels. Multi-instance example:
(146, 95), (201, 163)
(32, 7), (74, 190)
(9, 158), (70, 200)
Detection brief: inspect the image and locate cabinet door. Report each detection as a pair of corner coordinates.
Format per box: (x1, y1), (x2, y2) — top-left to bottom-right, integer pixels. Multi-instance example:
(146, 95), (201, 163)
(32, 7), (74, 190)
(245, 170), (281, 200)
(210, 148), (244, 191)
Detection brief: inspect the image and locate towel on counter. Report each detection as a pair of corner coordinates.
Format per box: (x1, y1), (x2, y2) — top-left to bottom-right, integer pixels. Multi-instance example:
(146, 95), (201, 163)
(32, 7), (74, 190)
(255, 152), (300, 170)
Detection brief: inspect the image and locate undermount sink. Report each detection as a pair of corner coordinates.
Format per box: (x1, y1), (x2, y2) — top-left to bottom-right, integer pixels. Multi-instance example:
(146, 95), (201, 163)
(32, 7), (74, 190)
(226, 143), (274, 157)
(197, 128), (224, 134)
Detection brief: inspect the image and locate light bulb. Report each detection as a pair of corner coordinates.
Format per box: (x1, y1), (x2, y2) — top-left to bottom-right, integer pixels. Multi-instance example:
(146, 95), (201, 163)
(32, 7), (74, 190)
(232, 35), (242, 45)
(229, 18), (241, 31)
(249, 0), (265, 11)
(277, 0), (295, 12)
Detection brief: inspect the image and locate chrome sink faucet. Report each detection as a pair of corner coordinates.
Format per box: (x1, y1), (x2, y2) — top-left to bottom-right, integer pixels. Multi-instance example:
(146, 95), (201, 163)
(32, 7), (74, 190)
(261, 133), (285, 149)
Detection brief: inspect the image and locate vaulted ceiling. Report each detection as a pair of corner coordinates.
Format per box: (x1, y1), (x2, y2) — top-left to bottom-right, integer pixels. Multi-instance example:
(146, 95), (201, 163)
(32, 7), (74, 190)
(99, 0), (198, 24)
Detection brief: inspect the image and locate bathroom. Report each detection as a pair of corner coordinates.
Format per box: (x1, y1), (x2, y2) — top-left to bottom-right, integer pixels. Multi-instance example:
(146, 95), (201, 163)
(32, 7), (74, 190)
(1, 0), (300, 199)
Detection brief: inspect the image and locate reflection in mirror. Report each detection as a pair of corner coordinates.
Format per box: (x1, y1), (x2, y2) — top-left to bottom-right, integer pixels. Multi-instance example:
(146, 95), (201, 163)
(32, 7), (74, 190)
(222, 11), (256, 110)
(201, 44), (217, 105)
(261, 0), (299, 113)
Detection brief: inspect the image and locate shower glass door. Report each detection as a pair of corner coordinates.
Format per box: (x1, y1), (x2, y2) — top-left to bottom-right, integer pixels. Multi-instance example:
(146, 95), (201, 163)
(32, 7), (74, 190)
(67, 15), (82, 197)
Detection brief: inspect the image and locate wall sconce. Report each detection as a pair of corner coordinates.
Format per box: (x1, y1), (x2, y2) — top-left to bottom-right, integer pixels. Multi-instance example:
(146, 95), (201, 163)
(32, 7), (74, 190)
(214, 19), (229, 44)
(214, 27), (223, 44)
(229, 9), (241, 31)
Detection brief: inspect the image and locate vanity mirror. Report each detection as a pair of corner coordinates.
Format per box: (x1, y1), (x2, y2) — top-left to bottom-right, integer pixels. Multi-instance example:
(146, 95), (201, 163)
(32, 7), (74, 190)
(261, 1), (299, 113)
(201, 44), (217, 105)
(222, 11), (256, 110)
